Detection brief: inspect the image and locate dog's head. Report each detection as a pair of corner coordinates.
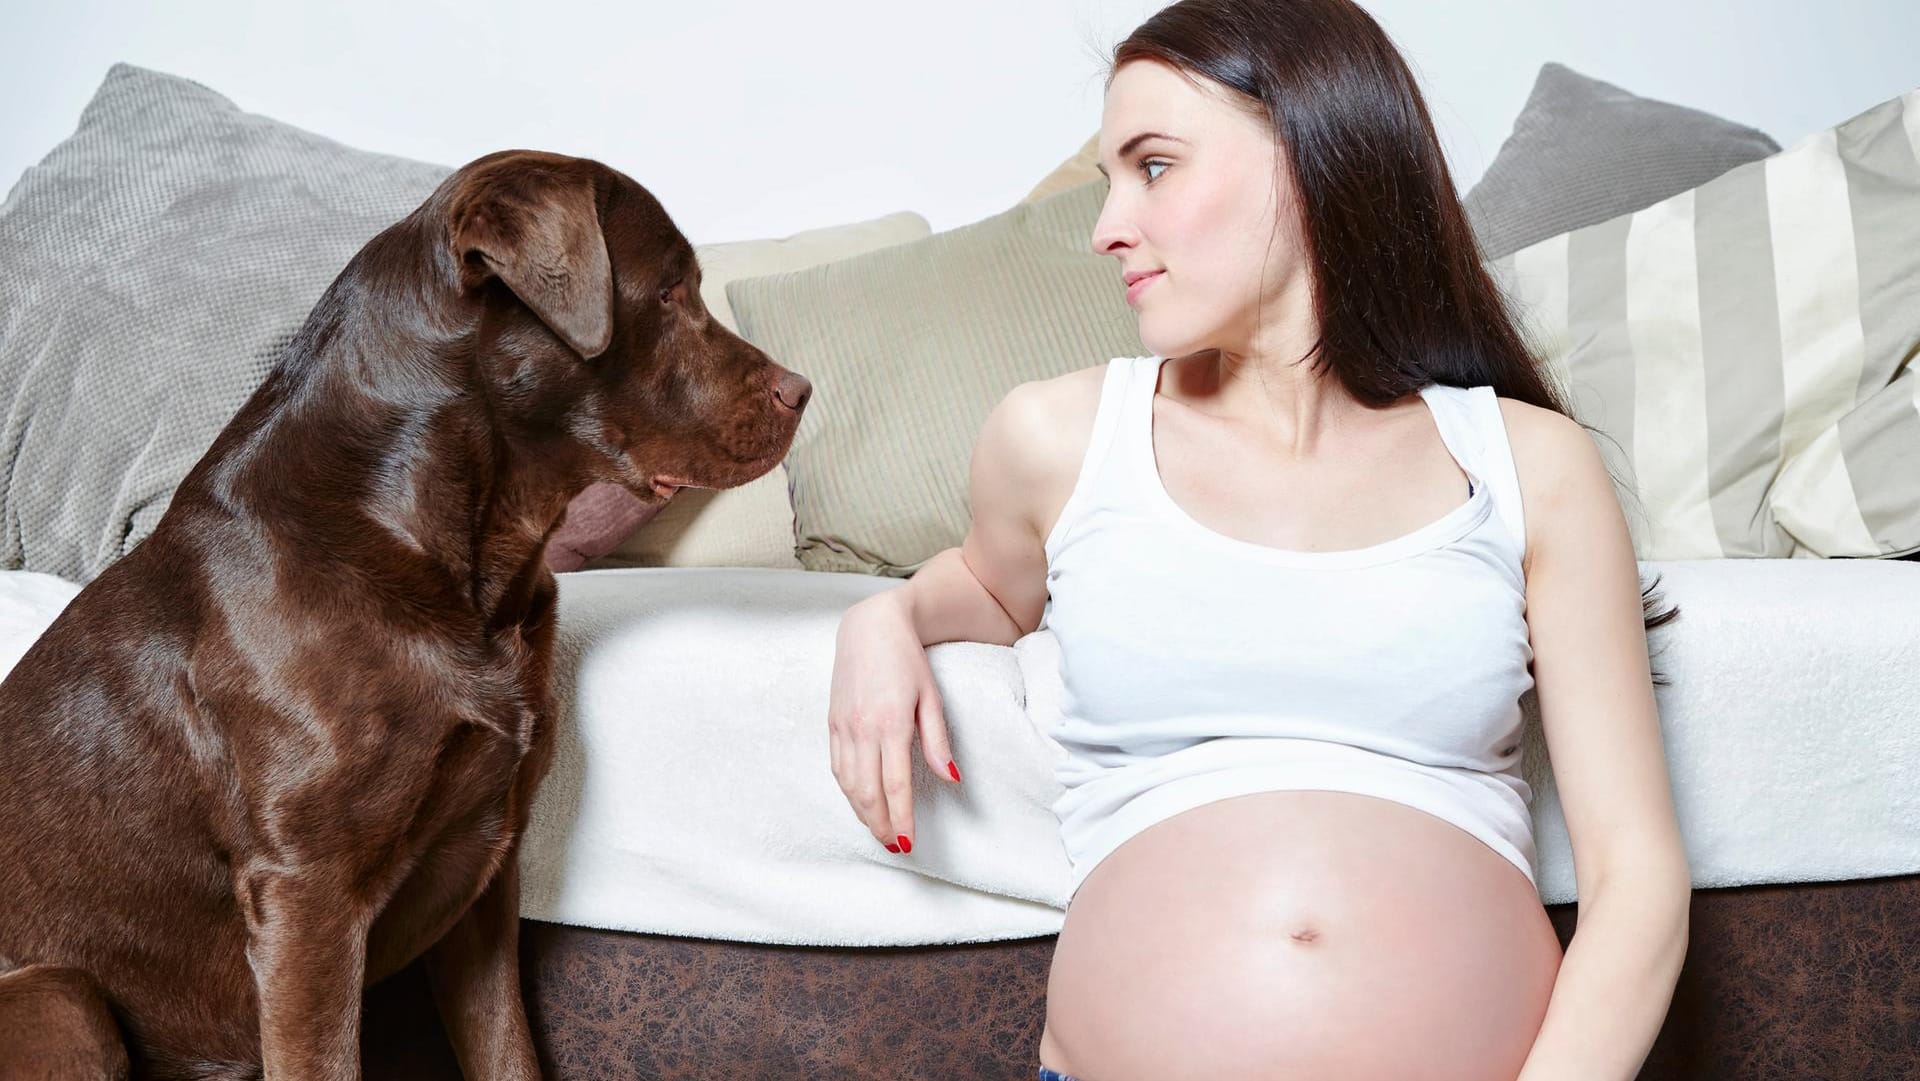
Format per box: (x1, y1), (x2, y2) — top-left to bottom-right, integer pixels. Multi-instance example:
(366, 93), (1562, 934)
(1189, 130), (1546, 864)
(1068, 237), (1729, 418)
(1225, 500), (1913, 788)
(440, 149), (809, 503)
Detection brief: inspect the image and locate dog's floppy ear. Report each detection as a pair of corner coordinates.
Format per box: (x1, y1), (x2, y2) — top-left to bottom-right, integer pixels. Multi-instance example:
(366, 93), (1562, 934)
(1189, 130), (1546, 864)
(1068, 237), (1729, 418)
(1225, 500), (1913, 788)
(449, 155), (614, 359)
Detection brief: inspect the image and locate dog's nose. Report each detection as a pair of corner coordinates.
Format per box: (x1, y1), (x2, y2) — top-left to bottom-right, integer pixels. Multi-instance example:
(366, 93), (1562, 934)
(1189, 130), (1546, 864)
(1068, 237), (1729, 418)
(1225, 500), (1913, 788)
(772, 371), (812, 413)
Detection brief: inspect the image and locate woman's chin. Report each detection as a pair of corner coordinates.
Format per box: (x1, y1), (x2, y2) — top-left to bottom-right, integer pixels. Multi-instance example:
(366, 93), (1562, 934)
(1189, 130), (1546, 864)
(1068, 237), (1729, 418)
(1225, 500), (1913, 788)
(1138, 323), (1206, 363)
(1136, 304), (1218, 358)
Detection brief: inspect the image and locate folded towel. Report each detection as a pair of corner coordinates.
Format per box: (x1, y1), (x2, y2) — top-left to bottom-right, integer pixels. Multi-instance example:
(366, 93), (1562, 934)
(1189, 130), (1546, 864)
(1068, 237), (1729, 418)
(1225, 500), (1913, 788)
(516, 566), (1072, 946)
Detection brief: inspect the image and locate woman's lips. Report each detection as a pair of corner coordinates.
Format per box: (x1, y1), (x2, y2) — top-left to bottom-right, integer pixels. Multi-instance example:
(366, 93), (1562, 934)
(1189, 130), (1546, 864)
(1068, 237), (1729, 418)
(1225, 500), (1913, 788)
(1125, 270), (1164, 305)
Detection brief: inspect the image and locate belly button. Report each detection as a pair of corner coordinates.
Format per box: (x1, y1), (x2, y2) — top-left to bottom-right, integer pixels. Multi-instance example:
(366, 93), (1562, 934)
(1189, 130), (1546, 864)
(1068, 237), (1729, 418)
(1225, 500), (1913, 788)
(1288, 926), (1322, 945)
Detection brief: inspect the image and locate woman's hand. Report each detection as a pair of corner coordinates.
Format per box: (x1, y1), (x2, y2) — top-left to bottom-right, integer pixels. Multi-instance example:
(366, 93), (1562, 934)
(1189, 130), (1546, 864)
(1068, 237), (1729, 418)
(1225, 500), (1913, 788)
(827, 590), (961, 855)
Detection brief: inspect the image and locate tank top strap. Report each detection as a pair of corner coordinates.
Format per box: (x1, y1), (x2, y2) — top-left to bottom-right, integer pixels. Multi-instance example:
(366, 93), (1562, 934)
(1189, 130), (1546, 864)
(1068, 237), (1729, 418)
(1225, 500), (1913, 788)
(1472, 385), (1529, 563)
(1042, 356), (1155, 559)
(1420, 382), (1527, 562)
(1114, 352), (1173, 509)
(1121, 351), (1164, 450)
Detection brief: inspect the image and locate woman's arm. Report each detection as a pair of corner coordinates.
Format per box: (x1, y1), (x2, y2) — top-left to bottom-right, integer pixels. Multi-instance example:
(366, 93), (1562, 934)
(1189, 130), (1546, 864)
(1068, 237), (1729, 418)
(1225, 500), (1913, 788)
(1501, 400), (1693, 1081)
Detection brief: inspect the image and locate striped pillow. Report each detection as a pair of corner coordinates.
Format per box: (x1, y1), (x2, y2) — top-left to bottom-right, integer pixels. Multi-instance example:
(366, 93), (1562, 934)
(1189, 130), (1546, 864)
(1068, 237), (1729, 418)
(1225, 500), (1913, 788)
(1489, 89), (1920, 560)
(726, 181), (1143, 575)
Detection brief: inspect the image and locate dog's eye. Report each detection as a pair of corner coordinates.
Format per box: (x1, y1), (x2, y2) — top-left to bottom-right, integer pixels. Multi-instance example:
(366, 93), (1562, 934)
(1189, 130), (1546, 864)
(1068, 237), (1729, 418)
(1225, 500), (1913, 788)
(658, 280), (685, 305)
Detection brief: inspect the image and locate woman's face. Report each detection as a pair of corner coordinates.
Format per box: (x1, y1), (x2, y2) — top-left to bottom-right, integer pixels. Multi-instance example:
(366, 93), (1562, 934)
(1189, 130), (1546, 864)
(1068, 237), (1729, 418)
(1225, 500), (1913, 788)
(1092, 59), (1309, 361)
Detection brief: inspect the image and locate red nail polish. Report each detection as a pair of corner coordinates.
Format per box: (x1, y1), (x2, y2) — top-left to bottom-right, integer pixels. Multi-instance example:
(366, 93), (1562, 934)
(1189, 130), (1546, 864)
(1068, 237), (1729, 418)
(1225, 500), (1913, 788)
(897, 834), (912, 854)
(947, 760), (962, 782)
(885, 842), (901, 853)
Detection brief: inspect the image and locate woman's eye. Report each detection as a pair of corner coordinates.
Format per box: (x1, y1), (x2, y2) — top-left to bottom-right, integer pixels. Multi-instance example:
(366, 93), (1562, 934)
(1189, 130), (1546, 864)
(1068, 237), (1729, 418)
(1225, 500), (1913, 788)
(1139, 159), (1168, 183)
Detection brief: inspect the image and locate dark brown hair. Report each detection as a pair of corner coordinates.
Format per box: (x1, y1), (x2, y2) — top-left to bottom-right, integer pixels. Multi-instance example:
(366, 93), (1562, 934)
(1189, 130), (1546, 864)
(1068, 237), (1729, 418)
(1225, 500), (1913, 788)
(1108, 0), (1680, 660)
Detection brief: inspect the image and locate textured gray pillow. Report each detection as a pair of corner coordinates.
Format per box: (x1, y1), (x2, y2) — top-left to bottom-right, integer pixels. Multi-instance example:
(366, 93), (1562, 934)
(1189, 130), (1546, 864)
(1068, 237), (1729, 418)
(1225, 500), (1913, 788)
(0, 63), (452, 582)
(1464, 62), (1781, 260)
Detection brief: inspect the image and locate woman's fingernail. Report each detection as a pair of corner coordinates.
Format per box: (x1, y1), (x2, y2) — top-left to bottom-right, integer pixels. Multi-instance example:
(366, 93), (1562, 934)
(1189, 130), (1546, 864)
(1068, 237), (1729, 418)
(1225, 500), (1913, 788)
(897, 834), (912, 854)
(947, 760), (962, 782)
(884, 842), (901, 853)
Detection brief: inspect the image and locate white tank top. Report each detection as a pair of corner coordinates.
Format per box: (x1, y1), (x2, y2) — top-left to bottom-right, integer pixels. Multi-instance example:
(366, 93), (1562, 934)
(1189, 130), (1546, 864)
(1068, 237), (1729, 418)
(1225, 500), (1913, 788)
(1040, 355), (1537, 901)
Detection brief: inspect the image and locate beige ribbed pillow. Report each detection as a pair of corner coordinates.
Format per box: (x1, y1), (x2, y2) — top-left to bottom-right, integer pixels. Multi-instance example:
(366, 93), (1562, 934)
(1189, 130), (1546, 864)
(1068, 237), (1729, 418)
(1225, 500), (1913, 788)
(725, 181), (1144, 575)
(590, 210), (932, 570)
(1490, 88), (1920, 560)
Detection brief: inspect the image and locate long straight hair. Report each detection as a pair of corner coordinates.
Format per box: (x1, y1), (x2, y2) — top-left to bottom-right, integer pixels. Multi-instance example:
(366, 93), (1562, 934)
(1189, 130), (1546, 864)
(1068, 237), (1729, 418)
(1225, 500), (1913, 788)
(1109, 0), (1680, 652)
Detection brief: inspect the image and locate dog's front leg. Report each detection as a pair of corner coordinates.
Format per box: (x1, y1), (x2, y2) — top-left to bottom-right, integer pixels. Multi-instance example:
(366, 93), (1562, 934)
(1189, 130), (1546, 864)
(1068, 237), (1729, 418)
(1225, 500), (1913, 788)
(240, 867), (368, 1081)
(425, 848), (542, 1081)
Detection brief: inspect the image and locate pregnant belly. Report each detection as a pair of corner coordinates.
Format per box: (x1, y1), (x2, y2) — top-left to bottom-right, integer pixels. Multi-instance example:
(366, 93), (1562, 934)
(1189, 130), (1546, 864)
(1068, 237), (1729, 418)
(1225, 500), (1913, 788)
(1038, 790), (1563, 1081)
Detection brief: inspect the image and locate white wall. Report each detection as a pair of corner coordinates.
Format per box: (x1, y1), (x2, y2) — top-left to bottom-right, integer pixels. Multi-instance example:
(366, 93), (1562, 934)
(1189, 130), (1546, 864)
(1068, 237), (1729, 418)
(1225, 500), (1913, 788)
(3, 0), (1916, 243)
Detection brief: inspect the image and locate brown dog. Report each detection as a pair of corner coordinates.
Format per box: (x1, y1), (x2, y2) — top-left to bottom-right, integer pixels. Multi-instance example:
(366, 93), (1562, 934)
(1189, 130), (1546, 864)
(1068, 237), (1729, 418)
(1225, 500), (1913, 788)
(0, 149), (810, 1079)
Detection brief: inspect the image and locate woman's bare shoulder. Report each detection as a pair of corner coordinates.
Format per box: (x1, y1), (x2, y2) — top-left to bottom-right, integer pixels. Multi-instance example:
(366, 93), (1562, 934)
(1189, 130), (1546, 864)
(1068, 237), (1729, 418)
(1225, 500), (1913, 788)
(1026, 362), (1110, 444)
(1495, 396), (1602, 485)
(1029, 364), (1113, 549)
(1496, 395), (1621, 562)
(980, 362), (1112, 539)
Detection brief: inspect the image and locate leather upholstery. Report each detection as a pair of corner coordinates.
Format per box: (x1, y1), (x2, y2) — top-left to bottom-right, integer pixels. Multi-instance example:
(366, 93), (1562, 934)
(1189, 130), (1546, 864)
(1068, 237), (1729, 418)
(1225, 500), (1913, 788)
(363, 873), (1920, 1079)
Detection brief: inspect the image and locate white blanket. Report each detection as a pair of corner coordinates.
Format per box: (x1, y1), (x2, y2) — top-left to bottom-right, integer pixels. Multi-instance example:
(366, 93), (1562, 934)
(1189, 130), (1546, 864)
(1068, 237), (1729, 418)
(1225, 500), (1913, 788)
(514, 567), (1074, 946)
(1, 559), (1914, 947)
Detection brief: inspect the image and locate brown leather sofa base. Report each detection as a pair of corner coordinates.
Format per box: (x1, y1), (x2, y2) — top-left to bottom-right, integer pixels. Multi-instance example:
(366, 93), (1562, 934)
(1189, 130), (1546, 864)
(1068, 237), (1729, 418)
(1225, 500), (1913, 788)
(363, 872), (1919, 1080)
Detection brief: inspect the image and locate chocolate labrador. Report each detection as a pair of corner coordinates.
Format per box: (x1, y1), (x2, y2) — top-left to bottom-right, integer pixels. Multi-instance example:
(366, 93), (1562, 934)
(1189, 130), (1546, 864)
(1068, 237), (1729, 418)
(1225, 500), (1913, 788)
(0, 149), (809, 1079)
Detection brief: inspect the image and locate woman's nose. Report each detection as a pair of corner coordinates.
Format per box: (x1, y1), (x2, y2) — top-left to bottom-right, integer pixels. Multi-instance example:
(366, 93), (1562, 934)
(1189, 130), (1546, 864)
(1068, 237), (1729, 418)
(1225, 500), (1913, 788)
(1091, 204), (1136, 256)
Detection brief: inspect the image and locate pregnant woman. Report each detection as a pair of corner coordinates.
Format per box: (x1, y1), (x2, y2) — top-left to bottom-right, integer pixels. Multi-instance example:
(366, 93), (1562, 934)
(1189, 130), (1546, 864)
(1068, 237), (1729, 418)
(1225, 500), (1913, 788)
(828, 1), (1691, 1078)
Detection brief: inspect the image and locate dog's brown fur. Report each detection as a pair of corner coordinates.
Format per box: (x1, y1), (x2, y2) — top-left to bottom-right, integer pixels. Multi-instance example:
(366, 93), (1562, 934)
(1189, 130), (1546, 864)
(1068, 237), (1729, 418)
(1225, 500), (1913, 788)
(0, 149), (810, 1080)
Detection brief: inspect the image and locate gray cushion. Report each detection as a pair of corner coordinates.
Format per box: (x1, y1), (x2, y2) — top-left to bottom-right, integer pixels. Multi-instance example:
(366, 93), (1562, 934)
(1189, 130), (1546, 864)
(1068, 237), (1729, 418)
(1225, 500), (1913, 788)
(1465, 62), (1781, 260)
(0, 63), (452, 582)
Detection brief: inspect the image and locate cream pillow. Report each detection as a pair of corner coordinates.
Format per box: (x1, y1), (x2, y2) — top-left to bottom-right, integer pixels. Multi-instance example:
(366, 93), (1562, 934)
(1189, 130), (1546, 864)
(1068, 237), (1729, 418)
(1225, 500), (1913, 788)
(1024, 134), (1101, 203)
(591, 210), (932, 570)
(1490, 88), (1920, 560)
